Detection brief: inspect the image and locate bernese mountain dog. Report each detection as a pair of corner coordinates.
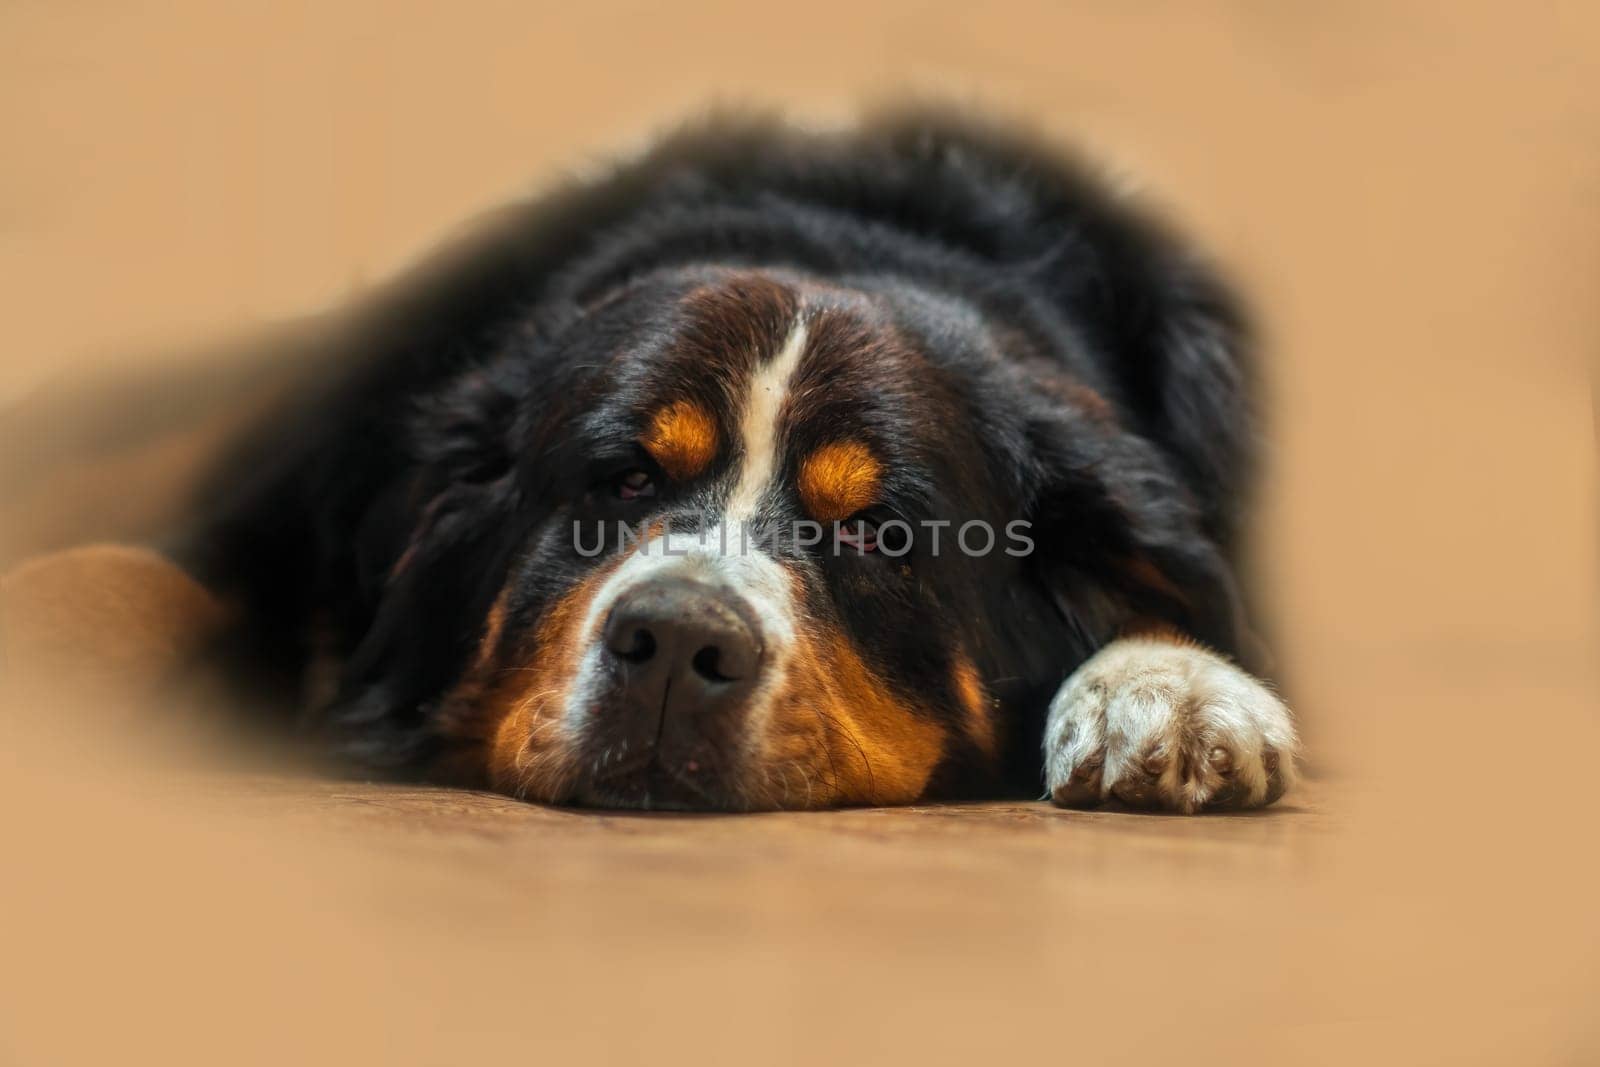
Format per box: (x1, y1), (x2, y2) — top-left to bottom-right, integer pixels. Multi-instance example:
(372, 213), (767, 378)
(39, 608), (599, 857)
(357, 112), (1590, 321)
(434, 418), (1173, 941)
(175, 111), (1298, 812)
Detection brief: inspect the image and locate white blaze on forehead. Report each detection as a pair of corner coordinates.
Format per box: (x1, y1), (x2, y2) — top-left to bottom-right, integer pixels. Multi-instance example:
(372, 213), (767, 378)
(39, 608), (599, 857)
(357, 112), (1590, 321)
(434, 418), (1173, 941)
(558, 315), (811, 734)
(726, 316), (808, 521)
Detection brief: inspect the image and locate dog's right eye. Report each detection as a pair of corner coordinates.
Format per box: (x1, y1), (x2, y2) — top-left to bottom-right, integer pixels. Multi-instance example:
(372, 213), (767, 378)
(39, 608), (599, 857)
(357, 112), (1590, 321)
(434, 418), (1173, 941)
(613, 469), (657, 501)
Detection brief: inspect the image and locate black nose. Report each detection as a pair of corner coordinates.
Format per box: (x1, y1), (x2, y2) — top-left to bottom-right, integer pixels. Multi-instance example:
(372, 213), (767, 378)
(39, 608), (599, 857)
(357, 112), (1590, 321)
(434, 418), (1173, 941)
(602, 578), (762, 726)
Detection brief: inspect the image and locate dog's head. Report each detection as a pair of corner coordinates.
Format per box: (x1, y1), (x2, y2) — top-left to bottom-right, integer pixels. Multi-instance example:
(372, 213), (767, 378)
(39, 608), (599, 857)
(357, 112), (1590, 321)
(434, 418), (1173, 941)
(327, 256), (1248, 810)
(433, 268), (1040, 808)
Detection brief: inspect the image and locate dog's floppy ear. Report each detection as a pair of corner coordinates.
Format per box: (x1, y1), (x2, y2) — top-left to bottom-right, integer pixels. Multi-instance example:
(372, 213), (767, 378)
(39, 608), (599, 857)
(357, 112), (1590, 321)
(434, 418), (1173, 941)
(322, 363), (534, 769)
(1022, 177), (1260, 663)
(1107, 258), (1255, 553)
(1023, 410), (1250, 667)
(1052, 195), (1257, 552)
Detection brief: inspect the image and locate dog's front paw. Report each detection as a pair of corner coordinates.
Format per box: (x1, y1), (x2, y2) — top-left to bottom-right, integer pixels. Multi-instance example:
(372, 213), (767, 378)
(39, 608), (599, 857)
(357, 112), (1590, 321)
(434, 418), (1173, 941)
(1045, 636), (1298, 813)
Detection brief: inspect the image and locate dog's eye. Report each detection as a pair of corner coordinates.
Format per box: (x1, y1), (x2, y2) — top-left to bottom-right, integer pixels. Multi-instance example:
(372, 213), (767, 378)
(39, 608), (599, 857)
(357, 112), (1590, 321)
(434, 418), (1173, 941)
(614, 469), (657, 501)
(835, 513), (880, 554)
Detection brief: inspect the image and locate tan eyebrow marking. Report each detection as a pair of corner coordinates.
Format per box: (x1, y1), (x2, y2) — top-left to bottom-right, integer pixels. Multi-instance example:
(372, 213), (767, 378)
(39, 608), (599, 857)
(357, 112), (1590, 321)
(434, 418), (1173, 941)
(641, 400), (719, 480)
(796, 440), (882, 522)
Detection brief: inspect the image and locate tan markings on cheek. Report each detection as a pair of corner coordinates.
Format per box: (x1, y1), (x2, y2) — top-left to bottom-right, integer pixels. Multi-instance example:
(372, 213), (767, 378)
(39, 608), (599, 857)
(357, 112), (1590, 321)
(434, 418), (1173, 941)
(796, 440), (882, 523)
(431, 557), (624, 797)
(759, 620), (946, 807)
(482, 565), (624, 798)
(425, 582), (522, 784)
(641, 400), (719, 481)
(952, 653), (997, 761)
(821, 631), (946, 804)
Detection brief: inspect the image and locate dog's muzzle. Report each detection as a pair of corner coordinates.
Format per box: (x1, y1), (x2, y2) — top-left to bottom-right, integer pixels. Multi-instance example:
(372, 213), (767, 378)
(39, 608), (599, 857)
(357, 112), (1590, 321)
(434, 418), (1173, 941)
(584, 575), (766, 806)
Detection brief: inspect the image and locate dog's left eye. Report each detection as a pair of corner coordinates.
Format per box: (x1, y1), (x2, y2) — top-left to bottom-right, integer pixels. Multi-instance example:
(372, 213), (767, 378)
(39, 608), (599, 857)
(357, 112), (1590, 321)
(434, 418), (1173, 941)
(835, 513), (881, 553)
(614, 469), (657, 501)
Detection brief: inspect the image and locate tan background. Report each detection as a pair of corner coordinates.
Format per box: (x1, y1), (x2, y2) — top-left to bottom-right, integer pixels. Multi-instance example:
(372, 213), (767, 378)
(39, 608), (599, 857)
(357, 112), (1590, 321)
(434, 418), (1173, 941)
(1, 2), (1595, 1064)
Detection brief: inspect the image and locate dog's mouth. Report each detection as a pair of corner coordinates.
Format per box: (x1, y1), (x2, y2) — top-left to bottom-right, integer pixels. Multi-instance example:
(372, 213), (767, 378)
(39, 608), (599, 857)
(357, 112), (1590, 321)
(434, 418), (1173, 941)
(576, 752), (731, 812)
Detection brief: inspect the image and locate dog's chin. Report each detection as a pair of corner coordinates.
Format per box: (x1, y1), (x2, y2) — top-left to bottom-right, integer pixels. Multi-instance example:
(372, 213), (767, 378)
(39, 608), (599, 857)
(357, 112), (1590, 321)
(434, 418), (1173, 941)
(571, 759), (744, 812)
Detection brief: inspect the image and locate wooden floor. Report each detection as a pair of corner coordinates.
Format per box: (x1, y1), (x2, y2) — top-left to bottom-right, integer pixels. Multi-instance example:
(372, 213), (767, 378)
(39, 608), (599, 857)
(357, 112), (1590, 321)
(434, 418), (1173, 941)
(2, 737), (1594, 1065)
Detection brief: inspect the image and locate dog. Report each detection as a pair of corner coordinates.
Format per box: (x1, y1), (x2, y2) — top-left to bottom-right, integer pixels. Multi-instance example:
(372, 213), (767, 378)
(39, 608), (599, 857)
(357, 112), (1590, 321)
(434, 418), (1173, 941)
(154, 111), (1297, 812)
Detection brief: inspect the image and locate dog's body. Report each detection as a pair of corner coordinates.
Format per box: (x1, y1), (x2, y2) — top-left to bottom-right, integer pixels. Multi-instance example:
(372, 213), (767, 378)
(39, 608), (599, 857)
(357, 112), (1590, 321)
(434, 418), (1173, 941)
(183, 112), (1296, 811)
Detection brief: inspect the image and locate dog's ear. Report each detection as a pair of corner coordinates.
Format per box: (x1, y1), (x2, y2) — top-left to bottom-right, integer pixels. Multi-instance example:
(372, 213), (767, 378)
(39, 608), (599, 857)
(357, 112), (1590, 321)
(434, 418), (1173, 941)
(1022, 182), (1262, 664)
(322, 363), (534, 770)
(1051, 198), (1257, 552)
(1023, 411), (1250, 667)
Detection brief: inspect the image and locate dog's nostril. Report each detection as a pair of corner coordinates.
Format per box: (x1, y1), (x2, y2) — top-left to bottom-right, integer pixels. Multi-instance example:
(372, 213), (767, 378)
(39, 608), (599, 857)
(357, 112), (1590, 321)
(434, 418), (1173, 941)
(616, 627), (657, 664)
(601, 580), (761, 709)
(690, 645), (735, 682)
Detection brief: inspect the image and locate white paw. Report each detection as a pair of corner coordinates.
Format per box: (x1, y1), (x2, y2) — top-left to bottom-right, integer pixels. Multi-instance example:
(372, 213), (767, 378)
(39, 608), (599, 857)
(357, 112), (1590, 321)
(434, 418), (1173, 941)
(1045, 636), (1298, 813)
